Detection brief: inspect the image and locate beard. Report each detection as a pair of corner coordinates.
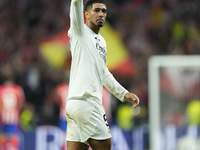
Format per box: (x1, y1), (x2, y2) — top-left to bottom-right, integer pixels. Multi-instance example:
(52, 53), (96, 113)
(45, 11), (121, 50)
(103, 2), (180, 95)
(97, 23), (104, 28)
(96, 20), (105, 28)
(90, 21), (105, 29)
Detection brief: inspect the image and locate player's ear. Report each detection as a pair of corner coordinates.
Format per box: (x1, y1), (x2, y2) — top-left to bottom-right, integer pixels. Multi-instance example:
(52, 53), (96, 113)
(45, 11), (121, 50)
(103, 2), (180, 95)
(85, 11), (89, 20)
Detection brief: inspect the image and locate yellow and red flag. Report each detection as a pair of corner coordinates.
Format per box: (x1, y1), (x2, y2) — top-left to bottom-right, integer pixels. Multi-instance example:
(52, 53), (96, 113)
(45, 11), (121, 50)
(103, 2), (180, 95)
(40, 23), (136, 77)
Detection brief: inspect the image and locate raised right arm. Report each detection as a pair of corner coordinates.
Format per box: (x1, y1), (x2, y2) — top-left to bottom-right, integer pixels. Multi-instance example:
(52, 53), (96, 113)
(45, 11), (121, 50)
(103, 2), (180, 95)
(69, 0), (84, 36)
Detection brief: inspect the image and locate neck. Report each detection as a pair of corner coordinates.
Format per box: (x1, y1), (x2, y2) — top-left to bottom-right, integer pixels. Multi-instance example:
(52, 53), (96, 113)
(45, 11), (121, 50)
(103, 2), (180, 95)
(86, 22), (100, 34)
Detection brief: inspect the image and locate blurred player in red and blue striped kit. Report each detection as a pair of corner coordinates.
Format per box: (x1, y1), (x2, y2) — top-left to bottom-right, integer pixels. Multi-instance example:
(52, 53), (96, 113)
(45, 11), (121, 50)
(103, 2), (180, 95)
(0, 75), (25, 150)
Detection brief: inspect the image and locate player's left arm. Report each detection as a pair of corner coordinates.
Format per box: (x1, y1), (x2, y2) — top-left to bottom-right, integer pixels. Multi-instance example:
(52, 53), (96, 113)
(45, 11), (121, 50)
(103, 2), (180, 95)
(102, 67), (139, 108)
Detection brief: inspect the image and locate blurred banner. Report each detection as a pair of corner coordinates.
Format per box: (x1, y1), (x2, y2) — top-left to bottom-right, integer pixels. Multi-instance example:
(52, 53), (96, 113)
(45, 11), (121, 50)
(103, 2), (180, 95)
(5, 124), (200, 150)
(10, 125), (149, 150)
(40, 22), (136, 77)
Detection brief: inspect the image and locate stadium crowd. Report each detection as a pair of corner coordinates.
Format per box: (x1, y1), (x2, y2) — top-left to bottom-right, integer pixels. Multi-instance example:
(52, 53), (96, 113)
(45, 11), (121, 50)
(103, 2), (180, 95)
(0, 0), (200, 130)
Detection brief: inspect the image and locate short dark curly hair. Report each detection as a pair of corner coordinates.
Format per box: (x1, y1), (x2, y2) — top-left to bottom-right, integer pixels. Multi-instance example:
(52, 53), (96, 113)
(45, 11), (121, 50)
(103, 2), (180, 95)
(85, 0), (107, 11)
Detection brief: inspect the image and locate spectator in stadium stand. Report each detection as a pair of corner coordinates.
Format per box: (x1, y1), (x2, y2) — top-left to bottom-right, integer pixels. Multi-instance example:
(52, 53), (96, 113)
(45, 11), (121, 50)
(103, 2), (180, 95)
(65, 0), (140, 150)
(0, 75), (25, 150)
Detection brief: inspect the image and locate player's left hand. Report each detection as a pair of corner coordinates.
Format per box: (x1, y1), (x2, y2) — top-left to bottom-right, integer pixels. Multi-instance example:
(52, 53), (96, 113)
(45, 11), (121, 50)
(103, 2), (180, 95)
(124, 93), (140, 108)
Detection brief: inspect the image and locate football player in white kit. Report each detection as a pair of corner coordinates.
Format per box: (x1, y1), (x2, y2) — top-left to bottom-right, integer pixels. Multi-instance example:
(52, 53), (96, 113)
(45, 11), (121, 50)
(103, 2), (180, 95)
(66, 0), (140, 149)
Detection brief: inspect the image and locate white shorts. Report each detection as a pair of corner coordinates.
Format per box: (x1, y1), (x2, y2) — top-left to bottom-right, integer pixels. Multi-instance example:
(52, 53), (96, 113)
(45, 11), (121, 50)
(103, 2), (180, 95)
(66, 99), (111, 145)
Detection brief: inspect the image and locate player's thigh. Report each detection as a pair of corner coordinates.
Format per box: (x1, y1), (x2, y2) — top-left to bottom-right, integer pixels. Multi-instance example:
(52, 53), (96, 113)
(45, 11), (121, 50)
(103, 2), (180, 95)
(88, 138), (112, 150)
(67, 141), (89, 150)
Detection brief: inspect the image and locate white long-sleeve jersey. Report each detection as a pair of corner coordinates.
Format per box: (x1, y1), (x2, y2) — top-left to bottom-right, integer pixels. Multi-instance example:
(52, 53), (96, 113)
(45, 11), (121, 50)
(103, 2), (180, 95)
(67, 0), (128, 104)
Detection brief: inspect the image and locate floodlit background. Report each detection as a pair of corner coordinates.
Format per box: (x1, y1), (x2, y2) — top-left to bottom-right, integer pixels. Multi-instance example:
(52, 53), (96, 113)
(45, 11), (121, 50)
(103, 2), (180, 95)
(0, 0), (200, 150)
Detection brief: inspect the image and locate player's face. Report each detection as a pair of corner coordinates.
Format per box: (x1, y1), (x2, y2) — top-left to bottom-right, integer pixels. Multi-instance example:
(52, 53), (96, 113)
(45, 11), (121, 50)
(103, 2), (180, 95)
(85, 3), (107, 28)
